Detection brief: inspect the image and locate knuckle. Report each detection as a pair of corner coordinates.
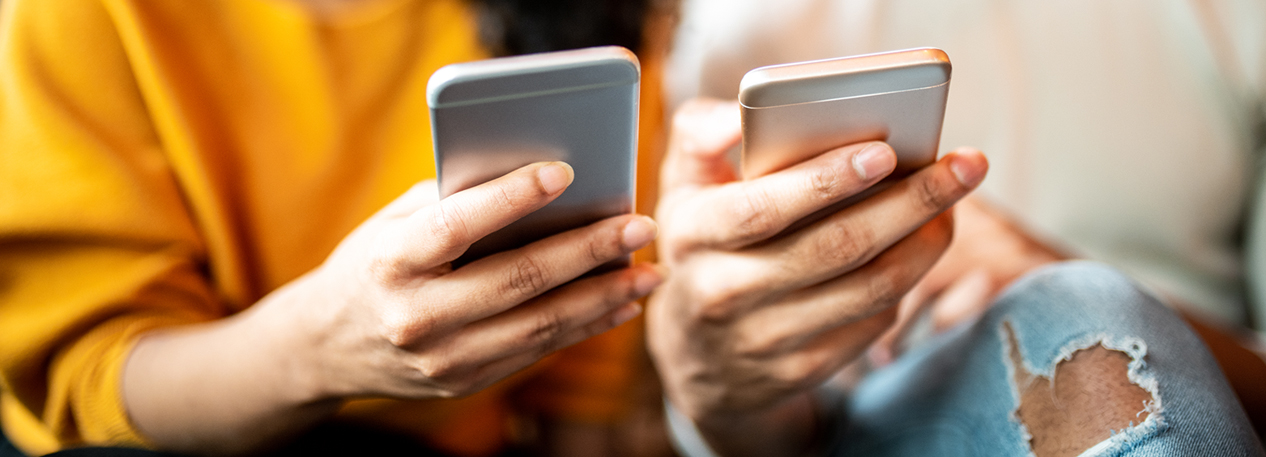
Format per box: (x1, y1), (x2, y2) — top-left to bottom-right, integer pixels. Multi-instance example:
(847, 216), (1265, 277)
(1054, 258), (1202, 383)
(691, 283), (745, 323)
(586, 238), (609, 265)
(863, 271), (905, 314)
(504, 255), (550, 298)
(414, 356), (461, 381)
(814, 223), (874, 268)
(734, 333), (789, 358)
(367, 250), (410, 286)
(381, 307), (423, 347)
(524, 311), (568, 354)
(580, 315), (616, 340)
(915, 176), (955, 212)
(727, 191), (780, 242)
(586, 226), (625, 265)
(808, 165), (845, 201)
(776, 357), (831, 391)
(427, 201), (469, 252)
(380, 297), (444, 348)
(493, 182), (525, 211)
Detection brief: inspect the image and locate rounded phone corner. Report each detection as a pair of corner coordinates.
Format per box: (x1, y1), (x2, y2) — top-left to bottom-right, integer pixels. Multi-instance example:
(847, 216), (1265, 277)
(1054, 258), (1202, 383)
(427, 46), (640, 109)
(595, 45), (642, 78)
(426, 63), (465, 108)
(737, 70), (776, 109)
(910, 47), (952, 81)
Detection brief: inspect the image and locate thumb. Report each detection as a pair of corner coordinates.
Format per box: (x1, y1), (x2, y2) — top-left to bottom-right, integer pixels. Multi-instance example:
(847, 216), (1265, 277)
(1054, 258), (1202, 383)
(661, 98), (742, 192)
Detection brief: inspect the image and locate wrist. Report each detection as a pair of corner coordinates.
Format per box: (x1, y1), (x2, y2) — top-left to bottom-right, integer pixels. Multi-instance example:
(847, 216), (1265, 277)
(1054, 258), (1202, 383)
(239, 275), (344, 406)
(682, 393), (824, 457)
(122, 290), (344, 453)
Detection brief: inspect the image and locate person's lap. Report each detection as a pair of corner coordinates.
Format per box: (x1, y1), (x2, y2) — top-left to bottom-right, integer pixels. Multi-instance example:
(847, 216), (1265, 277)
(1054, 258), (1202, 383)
(9, 262), (1263, 456)
(836, 261), (1264, 456)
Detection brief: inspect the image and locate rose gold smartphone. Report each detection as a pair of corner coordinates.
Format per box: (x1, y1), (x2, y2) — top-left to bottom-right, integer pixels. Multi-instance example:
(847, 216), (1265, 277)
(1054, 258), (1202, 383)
(739, 48), (951, 231)
(740, 48), (951, 177)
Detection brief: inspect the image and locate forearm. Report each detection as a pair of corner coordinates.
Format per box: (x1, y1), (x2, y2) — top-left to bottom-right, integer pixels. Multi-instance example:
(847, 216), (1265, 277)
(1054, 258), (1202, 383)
(122, 290), (338, 455)
(687, 394), (825, 457)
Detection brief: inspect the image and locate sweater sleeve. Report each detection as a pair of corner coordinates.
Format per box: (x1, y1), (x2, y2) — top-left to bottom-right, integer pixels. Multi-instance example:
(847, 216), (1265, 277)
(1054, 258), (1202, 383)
(0, 0), (225, 453)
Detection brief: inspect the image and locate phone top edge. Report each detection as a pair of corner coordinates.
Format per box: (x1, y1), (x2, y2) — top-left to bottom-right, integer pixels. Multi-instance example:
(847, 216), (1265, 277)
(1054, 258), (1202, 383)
(740, 80), (949, 111)
(428, 46), (640, 107)
(739, 48), (951, 108)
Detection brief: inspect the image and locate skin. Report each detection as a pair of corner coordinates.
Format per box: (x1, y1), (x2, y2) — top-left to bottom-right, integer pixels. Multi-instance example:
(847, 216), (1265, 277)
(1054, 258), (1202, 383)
(123, 162), (663, 455)
(647, 99), (989, 457)
(650, 100), (1172, 457)
(869, 196), (1065, 365)
(1005, 324), (1155, 457)
(867, 191), (1266, 436)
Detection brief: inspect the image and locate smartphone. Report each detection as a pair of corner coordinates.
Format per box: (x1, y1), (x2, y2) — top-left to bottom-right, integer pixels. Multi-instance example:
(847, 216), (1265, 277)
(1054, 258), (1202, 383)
(740, 47), (951, 186)
(428, 46), (640, 268)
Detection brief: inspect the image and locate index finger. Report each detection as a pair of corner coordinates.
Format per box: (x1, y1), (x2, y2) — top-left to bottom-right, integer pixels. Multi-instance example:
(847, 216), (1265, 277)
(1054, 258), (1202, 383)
(378, 162), (574, 274)
(667, 141), (897, 250)
(746, 149), (988, 289)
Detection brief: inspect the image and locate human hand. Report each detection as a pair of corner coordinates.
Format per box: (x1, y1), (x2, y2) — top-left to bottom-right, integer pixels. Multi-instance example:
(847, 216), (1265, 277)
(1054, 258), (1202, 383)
(281, 162), (662, 400)
(645, 99), (987, 456)
(124, 161), (664, 454)
(868, 196), (1065, 366)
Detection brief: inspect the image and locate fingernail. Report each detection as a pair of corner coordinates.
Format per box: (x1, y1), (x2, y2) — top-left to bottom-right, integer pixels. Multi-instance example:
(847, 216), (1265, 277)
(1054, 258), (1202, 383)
(612, 303), (644, 326)
(948, 150), (987, 187)
(621, 216), (659, 250)
(852, 143), (896, 180)
(537, 162), (574, 194)
(633, 267), (665, 296)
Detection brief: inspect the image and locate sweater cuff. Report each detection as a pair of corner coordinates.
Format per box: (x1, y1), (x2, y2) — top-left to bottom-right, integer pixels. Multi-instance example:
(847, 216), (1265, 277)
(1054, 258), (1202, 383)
(663, 398), (720, 457)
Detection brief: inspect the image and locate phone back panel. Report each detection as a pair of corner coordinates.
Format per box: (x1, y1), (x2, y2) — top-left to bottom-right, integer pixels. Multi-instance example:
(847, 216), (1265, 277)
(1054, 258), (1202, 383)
(429, 47), (640, 266)
(740, 48), (951, 179)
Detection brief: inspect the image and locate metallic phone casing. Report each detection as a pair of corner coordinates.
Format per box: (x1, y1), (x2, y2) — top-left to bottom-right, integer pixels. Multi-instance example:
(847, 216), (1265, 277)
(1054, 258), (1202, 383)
(740, 48), (952, 179)
(428, 46), (640, 267)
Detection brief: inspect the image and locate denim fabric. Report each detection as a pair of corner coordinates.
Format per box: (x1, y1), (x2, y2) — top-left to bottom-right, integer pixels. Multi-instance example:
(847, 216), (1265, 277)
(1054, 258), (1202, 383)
(835, 261), (1265, 456)
(667, 261), (1265, 456)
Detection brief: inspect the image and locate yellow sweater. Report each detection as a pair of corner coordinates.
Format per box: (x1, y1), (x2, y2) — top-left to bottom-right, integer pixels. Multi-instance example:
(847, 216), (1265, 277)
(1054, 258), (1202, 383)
(0, 0), (661, 454)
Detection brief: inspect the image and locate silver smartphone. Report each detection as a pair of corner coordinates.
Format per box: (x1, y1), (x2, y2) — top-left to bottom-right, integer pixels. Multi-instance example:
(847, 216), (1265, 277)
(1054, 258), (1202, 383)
(428, 46), (640, 268)
(741, 47), (951, 179)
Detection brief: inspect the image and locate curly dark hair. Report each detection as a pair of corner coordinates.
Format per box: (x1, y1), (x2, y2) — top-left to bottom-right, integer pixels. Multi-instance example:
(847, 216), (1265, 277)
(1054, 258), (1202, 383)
(472, 0), (654, 56)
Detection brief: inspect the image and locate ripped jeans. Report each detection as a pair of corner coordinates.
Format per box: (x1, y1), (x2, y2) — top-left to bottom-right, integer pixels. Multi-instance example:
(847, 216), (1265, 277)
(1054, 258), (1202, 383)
(669, 262), (1265, 456)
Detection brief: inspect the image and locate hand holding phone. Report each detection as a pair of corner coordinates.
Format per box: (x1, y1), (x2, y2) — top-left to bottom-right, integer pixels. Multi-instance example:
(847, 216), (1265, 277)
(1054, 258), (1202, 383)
(646, 50), (987, 457)
(740, 48), (952, 230)
(119, 47), (658, 454)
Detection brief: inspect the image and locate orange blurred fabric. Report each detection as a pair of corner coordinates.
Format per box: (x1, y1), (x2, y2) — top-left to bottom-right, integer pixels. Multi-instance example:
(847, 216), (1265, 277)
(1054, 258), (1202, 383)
(0, 0), (661, 455)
